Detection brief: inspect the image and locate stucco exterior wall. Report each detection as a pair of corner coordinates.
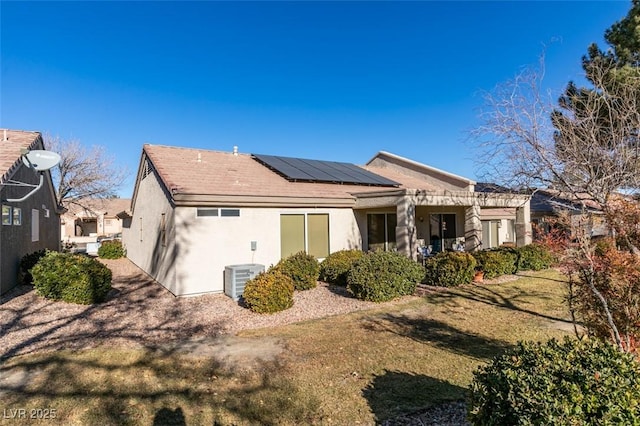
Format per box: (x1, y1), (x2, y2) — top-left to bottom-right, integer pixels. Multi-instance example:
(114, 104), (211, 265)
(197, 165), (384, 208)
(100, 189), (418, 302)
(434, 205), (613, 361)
(173, 206), (361, 296)
(123, 170), (176, 291)
(0, 164), (60, 295)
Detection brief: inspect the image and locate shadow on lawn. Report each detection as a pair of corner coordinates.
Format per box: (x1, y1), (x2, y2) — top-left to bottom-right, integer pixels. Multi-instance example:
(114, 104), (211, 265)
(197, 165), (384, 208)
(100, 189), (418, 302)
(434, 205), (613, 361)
(362, 314), (511, 361)
(0, 352), (320, 425)
(426, 281), (572, 325)
(363, 370), (467, 424)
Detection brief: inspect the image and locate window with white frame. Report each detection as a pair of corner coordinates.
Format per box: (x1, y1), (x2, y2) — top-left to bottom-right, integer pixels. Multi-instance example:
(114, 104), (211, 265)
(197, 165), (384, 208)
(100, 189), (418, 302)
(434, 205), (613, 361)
(12, 207), (22, 225)
(196, 208), (240, 218)
(2, 205), (12, 225)
(2, 206), (22, 226)
(280, 213), (329, 259)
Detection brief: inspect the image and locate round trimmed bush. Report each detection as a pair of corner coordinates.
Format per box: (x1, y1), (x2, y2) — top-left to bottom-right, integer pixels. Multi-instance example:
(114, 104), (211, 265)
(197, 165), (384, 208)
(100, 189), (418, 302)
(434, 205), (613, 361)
(516, 243), (555, 271)
(347, 251), (424, 302)
(423, 252), (476, 287)
(98, 239), (126, 259)
(472, 249), (518, 279)
(469, 337), (640, 426)
(18, 249), (47, 284)
(319, 250), (364, 286)
(32, 251), (112, 304)
(242, 269), (295, 314)
(277, 251), (320, 291)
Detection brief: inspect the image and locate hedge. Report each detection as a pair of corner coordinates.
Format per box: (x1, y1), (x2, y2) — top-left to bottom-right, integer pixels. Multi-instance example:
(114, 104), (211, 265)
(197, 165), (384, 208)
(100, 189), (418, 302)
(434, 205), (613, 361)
(347, 251), (424, 302)
(469, 337), (640, 425)
(32, 251), (112, 304)
(423, 251), (476, 287)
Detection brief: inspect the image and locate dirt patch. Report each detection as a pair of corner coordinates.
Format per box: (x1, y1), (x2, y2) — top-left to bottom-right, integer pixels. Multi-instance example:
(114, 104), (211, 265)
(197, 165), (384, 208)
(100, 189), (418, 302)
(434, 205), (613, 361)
(548, 320), (585, 334)
(0, 367), (43, 397)
(165, 335), (284, 368)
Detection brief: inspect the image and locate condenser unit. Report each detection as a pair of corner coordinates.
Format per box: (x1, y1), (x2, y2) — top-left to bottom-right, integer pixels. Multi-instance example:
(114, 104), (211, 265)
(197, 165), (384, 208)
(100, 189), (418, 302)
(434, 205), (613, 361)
(224, 264), (264, 301)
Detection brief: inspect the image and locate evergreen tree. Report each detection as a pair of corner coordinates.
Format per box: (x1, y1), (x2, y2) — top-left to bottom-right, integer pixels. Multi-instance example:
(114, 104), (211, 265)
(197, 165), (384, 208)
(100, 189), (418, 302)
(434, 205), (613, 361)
(552, 1), (640, 199)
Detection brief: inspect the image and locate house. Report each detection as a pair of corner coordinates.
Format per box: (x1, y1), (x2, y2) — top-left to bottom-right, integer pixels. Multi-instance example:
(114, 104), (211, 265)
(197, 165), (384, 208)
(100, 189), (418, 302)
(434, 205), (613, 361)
(123, 145), (532, 296)
(0, 130), (61, 295)
(530, 189), (608, 239)
(61, 198), (132, 241)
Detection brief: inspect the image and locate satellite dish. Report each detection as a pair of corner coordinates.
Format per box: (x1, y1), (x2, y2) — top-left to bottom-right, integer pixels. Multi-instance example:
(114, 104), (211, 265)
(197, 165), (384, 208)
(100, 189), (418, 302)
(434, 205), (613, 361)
(22, 150), (61, 171)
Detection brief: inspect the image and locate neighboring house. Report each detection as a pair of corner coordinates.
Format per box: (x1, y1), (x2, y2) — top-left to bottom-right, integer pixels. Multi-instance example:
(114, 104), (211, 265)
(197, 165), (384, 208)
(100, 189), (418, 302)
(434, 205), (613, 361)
(124, 145), (532, 296)
(61, 198), (132, 242)
(530, 189), (608, 239)
(0, 130), (61, 295)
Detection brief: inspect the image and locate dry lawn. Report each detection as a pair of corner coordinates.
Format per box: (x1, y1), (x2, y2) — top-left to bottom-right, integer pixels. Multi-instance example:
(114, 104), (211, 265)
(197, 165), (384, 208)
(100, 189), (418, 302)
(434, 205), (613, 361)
(0, 269), (573, 425)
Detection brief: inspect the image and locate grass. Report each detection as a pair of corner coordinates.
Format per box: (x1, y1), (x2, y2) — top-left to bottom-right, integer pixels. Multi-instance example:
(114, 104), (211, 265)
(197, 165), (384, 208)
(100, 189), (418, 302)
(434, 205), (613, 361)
(0, 269), (573, 425)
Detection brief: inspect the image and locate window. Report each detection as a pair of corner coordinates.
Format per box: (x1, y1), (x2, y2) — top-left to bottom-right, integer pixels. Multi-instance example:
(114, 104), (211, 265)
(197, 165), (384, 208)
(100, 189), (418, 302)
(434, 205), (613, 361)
(367, 213), (397, 252)
(2, 205), (12, 225)
(280, 213), (329, 259)
(197, 208), (218, 217)
(196, 208), (240, 217)
(281, 214), (305, 257)
(430, 214), (457, 252)
(220, 209), (240, 217)
(2, 206), (23, 226)
(31, 209), (39, 242)
(12, 207), (22, 225)
(307, 214), (329, 258)
(481, 220), (502, 249)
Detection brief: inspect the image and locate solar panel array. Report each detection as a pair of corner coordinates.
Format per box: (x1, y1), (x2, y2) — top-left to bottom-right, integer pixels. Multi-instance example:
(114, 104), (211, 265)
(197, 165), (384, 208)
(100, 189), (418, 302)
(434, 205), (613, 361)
(252, 154), (399, 187)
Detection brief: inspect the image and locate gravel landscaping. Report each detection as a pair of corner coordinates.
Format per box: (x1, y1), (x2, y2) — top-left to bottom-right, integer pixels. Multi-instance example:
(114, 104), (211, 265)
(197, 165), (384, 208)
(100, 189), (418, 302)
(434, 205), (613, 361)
(0, 258), (416, 360)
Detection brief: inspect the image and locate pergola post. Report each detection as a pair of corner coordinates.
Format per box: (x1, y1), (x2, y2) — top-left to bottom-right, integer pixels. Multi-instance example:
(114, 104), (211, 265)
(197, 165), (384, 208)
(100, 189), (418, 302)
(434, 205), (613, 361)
(516, 200), (532, 247)
(396, 195), (417, 260)
(464, 202), (482, 251)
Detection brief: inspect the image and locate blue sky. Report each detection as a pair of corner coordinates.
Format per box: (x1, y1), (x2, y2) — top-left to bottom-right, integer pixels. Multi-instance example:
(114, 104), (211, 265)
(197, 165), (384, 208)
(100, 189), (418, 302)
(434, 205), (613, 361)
(1, 1), (632, 197)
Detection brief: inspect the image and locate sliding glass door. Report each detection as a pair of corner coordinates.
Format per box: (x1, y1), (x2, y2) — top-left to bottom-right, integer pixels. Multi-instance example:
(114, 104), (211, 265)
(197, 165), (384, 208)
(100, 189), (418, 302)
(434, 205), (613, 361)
(367, 213), (397, 252)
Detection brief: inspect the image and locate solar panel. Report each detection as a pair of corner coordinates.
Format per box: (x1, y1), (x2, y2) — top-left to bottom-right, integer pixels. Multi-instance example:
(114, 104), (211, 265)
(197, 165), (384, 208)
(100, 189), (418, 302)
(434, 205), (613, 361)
(252, 154), (399, 187)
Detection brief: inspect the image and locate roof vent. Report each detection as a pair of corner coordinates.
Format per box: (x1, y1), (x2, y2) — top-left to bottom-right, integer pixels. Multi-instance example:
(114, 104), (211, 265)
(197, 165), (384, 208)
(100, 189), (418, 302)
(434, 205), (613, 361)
(3, 129), (7, 142)
(233, 146), (238, 156)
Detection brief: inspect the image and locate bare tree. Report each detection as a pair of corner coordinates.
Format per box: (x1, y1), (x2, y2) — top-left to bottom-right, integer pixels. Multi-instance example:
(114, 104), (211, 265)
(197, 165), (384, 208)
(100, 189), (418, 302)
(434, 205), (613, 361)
(472, 55), (561, 192)
(45, 135), (128, 209)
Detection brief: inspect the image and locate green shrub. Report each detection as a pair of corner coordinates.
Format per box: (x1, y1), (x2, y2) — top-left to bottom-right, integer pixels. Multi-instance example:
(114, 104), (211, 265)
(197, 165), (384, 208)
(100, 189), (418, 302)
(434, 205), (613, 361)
(423, 251), (476, 287)
(32, 252), (112, 304)
(516, 243), (555, 271)
(472, 248), (518, 279)
(18, 249), (47, 284)
(319, 250), (364, 286)
(98, 239), (126, 259)
(242, 269), (295, 314)
(469, 337), (640, 425)
(347, 251), (424, 302)
(277, 251), (320, 291)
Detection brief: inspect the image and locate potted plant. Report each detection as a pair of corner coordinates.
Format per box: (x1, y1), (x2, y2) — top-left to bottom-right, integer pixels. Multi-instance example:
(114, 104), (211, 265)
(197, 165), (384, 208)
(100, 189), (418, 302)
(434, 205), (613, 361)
(473, 267), (484, 283)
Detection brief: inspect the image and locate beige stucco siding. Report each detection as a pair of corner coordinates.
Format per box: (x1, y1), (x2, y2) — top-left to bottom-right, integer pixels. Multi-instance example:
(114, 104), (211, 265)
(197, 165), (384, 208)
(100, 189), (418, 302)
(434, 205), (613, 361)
(123, 171), (176, 291)
(173, 207), (361, 296)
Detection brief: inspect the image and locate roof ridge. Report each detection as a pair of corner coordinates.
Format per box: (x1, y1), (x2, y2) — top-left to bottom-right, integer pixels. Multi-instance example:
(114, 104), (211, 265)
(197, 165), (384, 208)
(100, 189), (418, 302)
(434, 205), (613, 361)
(144, 143), (249, 156)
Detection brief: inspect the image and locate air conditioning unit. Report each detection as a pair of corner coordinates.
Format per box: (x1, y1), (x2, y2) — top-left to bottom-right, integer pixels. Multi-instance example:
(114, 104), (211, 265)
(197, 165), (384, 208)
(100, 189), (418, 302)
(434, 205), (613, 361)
(224, 264), (264, 301)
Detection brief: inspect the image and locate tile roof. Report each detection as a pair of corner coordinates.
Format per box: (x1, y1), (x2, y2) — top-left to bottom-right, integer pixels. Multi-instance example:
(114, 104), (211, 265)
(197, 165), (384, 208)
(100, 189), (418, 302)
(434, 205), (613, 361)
(65, 198), (132, 218)
(0, 130), (42, 184)
(143, 144), (441, 201)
